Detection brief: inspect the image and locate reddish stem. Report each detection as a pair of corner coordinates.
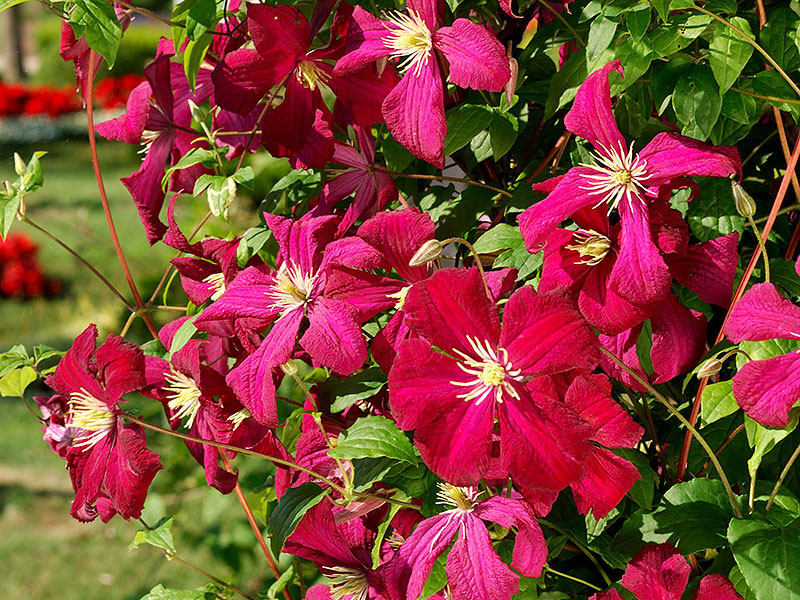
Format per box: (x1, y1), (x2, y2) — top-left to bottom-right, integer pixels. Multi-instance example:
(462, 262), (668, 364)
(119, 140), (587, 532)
(85, 51), (159, 340)
(677, 133), (800, 481)
(220, 452), (293, 600)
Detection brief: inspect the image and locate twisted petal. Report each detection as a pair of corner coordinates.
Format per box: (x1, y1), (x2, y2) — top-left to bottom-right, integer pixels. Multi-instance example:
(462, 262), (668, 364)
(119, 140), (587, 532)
(357, 208), (434, 282)
(398, 513), (463, 600)
(334, 7), (394, 73)
(649, 294), (706, 385)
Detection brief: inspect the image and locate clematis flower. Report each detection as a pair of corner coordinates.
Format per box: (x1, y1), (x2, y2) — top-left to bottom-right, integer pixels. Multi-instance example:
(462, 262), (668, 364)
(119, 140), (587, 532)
(212, 3), (398, 169)
(389, 267), (599, 491)
(590, 543), (742, 600)
(44, 325), (162, 522)
(335, 0), (510, 167)
(518, 60), (741, 308)
(317, 124), (399, 237)
(396, 483), (546, 600)
(194, 214), (381, 425)
(723, 283), (800, 427)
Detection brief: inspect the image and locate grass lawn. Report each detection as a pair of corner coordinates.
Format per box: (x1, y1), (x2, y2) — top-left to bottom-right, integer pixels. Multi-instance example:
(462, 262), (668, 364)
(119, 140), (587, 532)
(0, 139), (281, 599)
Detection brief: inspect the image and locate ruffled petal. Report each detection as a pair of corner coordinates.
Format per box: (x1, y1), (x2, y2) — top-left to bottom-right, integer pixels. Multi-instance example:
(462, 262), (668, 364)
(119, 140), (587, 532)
(621, 543), (690, 600)
(732, 352), (800, 427)
(649, 294), (706, 384)
(357, 208), (434, 282)
(334, 7), (394, 73)
(564, 374), (643, 448)
(639, 132), (742, 187)
(121, 132), (173, 244)
(724, 283), (800, 343)
(693, 574), (743, 600)
(211, 49), (283, 115)
(397, 514), (462, 600)
(95, 81), (152, 144)
(570, 447), (641, 518)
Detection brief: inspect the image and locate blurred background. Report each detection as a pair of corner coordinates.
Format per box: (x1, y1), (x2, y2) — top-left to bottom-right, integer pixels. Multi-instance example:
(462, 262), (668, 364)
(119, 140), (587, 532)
(0, 6), (292, 599)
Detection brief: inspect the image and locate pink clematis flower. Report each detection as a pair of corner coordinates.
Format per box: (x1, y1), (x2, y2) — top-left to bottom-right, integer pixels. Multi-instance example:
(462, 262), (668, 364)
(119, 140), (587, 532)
(396, 483), (546, 600)
(193, 214), (381, 425)
(335, 0), (510, 167)
(723, 283), (800, 427)
(590, 543), (742, 600)
(44, 325), (162, 522)
(389, 267), (599, 491)
(519, 60), (741, 308)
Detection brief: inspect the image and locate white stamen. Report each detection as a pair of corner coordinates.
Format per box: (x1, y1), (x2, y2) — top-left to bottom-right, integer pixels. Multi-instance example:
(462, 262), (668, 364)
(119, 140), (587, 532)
(382, 9), (433, 77)
(449, 336), (522, 406)
(228, 408), (251, 430)
(266, 262), (317, 316)
(164, 369), (202, 429)
(564, 228), (612, 266)
(580, 142), (649, 213)
(388, 285), (410, 310)
(202, 272), (226, 301)
(325, 566), (369, 600)
(68, 389), (116, 450)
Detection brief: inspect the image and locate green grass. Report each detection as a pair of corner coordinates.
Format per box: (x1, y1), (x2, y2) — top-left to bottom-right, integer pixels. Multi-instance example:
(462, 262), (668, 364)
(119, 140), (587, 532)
(0, 140), (278, 599)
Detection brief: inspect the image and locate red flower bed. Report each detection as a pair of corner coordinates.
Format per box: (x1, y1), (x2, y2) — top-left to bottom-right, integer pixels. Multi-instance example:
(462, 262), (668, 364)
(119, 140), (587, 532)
(0, 233), (62, 299)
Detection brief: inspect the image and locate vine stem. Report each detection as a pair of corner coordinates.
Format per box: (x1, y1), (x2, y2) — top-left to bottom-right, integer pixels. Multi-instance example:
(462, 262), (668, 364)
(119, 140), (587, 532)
(219, 452), (293, 600)
(599, 347), (743, 519)
(380, 169), (513, 198)
(746, 213), (770, 282)
(538, 518), (612, 586)
(440, 237), (492, 300)
(538, 0), (585, 48)
(677, 133), (800, 482)
(765, 437), (800, 515)
(693, 5), (800, 99)
(697, 423), (746, 478)
(166, 551), (257, 600)
(544, 566), (601, 592)
(120, 412), (348, 495)
(730, 87), (800, 106)
(21, 215), (133, 310)
(85, 51), (159, 340)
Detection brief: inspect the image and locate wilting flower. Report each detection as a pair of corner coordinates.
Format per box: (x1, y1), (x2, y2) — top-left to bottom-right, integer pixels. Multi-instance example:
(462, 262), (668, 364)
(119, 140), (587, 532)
(335, 0), (510, 167)
(590, 543), (742, 600)
(396, 483), (546, 600)
(389, 267), (599, 491)
(723, 283), (800, 427)
(519, 60), (741, 308)
(44, 325), (162, 522)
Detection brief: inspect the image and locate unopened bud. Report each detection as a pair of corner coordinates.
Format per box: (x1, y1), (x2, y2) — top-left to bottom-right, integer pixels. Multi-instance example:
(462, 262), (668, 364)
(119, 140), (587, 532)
(187, 99), (204, 123)
(280, 360), (298, 377)
(697, 358), (722, 379)
(409, 239), (443, 267)
(505, 57), (518, 106)
(732, 182), (756, 218)
(13, 153), (25, 177)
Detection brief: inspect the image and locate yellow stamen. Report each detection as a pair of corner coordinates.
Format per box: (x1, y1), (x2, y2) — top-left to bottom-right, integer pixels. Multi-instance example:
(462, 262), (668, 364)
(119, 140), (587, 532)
(69, 389), (115, 450)
(383, 9), (433, 76)
(388, 285), (410, 310)
(202, 272), (226, 301)
(295, 59), (330, 91)
(565, 229), (612, 266)
(436, 483), (481, 512)
(267, 262), (317, 316)
(164, 369), (202, 429)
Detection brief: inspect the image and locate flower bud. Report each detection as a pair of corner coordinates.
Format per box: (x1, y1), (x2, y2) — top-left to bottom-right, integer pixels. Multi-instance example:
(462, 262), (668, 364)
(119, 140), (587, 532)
(280, 360), (298, 377)
(13, 153), (25, 177)
(732, 182), (756, 218)
(697, 357), (722, 379)
(409, 239), (443, 267)
(187, 99), (204, 123)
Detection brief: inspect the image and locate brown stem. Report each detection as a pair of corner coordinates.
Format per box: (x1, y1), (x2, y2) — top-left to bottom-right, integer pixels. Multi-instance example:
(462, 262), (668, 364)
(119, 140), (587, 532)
(440, 236), (492, 300)
(167, 551), (257, 600)
(697, 423), (746, 477)
(220, 453), (293, 600)
(526, 131), (571, 183)
(677, 133), (800, 482)
(600, 347), (742, 519)
(766, 437), (800, 515)
(381, 169), (513, 198)
(86, 51), (159, 340)
(22, 215), (133, 310)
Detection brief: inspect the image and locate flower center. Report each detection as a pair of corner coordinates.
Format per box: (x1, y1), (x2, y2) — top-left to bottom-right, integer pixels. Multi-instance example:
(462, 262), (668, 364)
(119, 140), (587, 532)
(228, 408), (251, 430)
(202, 272), (226, 301)
(68, 388), (115, 450)
(580, 142), (649, 213)
(388, 285), (410, 310)
(164, 368), (202, 429)
(383, 9), (433, 76)
(295, 58), (330, 91)
(325, 566), (369, 600)
(436, 483), (481, 513)
(267, 262), (317, 315)
(450, 336), (521, 406)
(564, 228), (612, 266)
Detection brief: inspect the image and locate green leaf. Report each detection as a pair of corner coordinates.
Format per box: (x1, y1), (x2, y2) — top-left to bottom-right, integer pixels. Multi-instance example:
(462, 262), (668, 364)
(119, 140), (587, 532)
(237, 225), (272, 267)
(651, 0), (671, 22)
(141, 339), (170, 360)
(760, 7), (800, 73)
(489, 113), (518, 160)
(131, 517), (176, 553)
(721, 87), (760, 125)
(68, 0), (123, 67)
(169, 317), (197, 355)
(0, 366), (37, 397)
(728, 517), (800, 600)
(729, 565), (758, 600)
(331, 415), (417, 464)
(586, 17), (618, 61)
(686, 178), (745, 241)
(371, 500), (404, 569)
(672, 65), (722, 140)
(627, 4), (651, 40)
(474, 224), (521, 253)
(140, 584), (215, 600)
(752, 71), (800, 123)
(267, 482), (328, 556)
(614, 448), (655, 510)
(470, 130), (493, 163)
(184, 33), (214, 89)
(701, 381), (740, 425)
(0, 195), (20, 240)
(352, 457), (433, 497)
(744, 415), (798, 480)
(419, 551), (448, 599)
(444, 104), (492, 155)
(708, 18), (754, 93)
(266, 564), (295, 599)
(164, 149), (218, 186)
(0, 0), (31, 12)
(321, 368), (386, 413)
(185, 0), (216, 40)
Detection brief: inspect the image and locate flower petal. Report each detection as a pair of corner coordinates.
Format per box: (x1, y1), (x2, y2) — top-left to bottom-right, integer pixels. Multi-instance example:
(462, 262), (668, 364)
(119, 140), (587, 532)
(669, 233), (739, 307)
(724, 282), (800, 343)
(621, 543), (690, 600)
(334, 7), (394, 73)
(732, 352), (800, 428)
(211, 49), (283, 115)
(564, 374), (643, 448)
(398, 514), (462, 600)
(649, 294), (706, 384)
(357, 208), (434, 282)
(433, 19), (510, 92)
(382, 58), (446, 168)
(639, 132), (742, 187)
(570, 447), (641, 518)
(301, 298), (367, 375)
(693, 574), (743, 600)
(563, 60), (626, 155)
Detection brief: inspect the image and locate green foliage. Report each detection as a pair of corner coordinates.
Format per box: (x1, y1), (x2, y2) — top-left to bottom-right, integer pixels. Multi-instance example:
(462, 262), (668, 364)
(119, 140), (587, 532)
(267, 483), (328, 556)
(331, 415), (418, 464)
